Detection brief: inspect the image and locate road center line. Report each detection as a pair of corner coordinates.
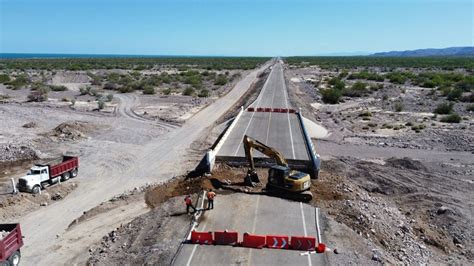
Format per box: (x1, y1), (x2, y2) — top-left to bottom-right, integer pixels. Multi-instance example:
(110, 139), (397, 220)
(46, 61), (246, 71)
(247, 195), (261, 266)
(281, 67), (296, 159)
(186, 223), (207, 266)
(233, 66), (273, 156)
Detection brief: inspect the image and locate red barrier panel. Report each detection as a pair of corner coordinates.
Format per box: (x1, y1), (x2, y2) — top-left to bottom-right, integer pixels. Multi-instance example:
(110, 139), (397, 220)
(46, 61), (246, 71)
(281, 108), (288, 113)
(214, 230), (239, 246)
(256, 107), (264, 112)
(290, 236), (316, 251)
(272, 108), (280, 113)
(248, 107), (255, 112)
(264, 107), (272, 112)
(316, 243), (326, 253)
(242, 233), (266, 249)
(288, 109), (296, 113)
(266, 235), (289, 249)
(191, 230), (213, 245)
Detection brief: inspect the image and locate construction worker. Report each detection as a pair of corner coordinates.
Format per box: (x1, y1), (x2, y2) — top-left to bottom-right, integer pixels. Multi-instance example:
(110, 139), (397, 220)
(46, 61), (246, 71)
(185, 195), (196, 214)
(207, 189), (216, 210)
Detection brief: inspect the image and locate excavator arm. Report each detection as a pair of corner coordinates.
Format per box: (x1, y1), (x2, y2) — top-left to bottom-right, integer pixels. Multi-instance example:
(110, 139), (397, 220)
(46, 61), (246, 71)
(243, 135), (288, 172)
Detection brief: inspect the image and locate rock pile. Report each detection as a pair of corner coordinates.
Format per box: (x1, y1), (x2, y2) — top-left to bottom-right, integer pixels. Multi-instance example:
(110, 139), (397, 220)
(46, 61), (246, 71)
(0, 144), (38, 162)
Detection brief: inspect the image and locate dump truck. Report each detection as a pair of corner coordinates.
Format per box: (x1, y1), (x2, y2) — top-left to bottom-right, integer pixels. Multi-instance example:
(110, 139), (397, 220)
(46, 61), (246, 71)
(0, 223), (23, 266)
(18, 156), (79, 194)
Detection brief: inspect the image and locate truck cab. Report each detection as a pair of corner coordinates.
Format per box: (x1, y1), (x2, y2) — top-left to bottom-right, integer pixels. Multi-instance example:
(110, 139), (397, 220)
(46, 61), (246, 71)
(18, 166), (51, 194)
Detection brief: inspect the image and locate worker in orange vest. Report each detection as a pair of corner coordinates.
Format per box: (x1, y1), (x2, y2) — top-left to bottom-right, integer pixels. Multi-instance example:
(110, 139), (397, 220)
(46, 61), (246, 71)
(185, 194), (196, 214)
(207, 189), (216, 210)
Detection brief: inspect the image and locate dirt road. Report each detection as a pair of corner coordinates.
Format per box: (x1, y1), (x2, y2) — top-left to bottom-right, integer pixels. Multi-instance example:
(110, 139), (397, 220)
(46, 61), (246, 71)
(19, 61), (272, 265)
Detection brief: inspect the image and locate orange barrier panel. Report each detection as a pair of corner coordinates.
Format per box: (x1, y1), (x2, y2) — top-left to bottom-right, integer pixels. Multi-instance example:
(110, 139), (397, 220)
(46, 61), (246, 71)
(214, 230), (239, 246)
(247, 107), (255, 112)
(256, 107), (264, 112)
(191, 230), (213, 245)
(290, 236), (316, 251)
(266, 235), (289, 249)
(316, 243), (326, 253)
(242, 233), (266, 249)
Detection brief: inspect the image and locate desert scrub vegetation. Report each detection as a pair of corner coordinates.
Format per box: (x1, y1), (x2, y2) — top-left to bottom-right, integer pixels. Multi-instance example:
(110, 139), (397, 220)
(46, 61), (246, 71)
(142, 85), (156, 95)
(440, 113), (461, 123)
(27, 87), (49, 102)
(284, 56), (474, 70)
(434, 102), (454, 114)
(183, 87), (195, 96)
(320, 88), (342, 104)
(0, 74), (10, 83)
(0, 57), (270, 71)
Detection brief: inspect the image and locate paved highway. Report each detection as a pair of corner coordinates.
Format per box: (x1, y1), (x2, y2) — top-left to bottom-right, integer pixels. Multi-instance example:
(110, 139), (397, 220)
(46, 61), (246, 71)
(217, 63), (310, 161)
(174, 194), (327, 265)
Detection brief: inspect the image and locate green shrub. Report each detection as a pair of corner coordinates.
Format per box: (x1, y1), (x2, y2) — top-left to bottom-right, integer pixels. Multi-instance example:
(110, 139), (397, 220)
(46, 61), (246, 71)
(466, 104), (474, 112)
(106, 94), (114, 102)
(162, 88), (172, 95)
(343, 81), (368, 97)
(394, 102), (404, 112)
(0, 74), (10, 84)
(359, 111), (372, 117)
(97, 99), (105, 110)
(440, 113), (461, 123)
(320, 88), (341, 104)
(49, 85), (68, 91)
(183, 87), (195, 96)
(27, 87), (49, 102)
(434, 102), (454, 114)
(198, 89), (210, 97)
(214, 74), (228, 86)
(447, 88), (463, 101)
(143, 85), (156, 95)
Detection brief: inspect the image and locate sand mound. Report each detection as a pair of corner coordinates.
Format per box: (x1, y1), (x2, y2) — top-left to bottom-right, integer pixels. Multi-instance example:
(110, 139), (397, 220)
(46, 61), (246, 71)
(302, 116), (329, 139)
(49, 121), (96, 141)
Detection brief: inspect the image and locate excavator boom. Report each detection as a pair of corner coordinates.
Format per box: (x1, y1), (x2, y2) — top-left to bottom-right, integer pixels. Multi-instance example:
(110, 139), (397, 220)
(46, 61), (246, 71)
(243, 135), (288, 171)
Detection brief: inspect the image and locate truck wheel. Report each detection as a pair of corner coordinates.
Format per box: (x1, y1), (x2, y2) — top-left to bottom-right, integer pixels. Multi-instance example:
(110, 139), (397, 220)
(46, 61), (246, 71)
(62, 172), (70, 181)
(32, 185), (40, 194)
(8, 251), (21, 266)
(71, 168), (78, 178)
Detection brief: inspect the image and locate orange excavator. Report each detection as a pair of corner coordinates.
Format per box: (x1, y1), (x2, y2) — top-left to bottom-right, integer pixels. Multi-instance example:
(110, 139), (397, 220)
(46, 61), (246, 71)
(243, 135), (313, 201)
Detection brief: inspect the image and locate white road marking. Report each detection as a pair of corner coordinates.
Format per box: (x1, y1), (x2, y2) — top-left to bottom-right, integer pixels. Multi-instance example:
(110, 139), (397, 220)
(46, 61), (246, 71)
(186, 223), (207, 266)
(281, 67), (296, 159)
(233, 66), (273, 156)
(247, 195), (261, 266)
(316, 208), (322, 244)
(300, 202), (312, 266)
(264, 79), (277, 145)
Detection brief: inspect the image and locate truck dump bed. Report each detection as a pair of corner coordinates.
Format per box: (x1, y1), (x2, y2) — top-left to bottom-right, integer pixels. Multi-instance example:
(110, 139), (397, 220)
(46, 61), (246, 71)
(36, 156), (79, 178)
(0, 224), (23, 262)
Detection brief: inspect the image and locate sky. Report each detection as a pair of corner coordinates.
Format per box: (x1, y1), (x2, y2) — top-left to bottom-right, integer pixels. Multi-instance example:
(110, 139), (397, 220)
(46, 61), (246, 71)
(0, 0), (473, 56)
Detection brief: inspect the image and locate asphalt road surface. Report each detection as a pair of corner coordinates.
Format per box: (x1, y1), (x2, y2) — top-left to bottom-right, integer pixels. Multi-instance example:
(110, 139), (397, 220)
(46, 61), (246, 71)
(217, 63), (310, 160)
(174, 194), (327, 265)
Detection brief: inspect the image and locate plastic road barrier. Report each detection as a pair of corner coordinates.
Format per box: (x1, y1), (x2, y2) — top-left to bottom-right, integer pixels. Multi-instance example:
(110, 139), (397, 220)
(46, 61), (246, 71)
(266, 235), (289, 249)
(242, 233), (266, 249)
(191, 230), (213, 245)
(214, 230), (239, 246)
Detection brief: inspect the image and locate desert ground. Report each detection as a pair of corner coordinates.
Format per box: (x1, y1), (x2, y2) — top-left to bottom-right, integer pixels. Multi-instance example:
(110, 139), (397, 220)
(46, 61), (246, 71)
(0, 57), (472, 265)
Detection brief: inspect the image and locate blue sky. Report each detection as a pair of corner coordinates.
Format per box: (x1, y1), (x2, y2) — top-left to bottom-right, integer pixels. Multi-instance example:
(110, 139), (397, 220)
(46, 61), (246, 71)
(0, 0), (472, 56)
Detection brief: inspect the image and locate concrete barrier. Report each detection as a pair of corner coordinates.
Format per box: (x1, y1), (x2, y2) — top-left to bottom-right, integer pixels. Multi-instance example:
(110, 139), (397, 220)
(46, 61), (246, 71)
(296, 110), (321, 179)
(205, 106), (245, 173)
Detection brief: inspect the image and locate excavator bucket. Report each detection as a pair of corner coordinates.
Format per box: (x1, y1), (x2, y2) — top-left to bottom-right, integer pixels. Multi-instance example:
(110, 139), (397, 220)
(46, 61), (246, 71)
(245, 170), (260, 186)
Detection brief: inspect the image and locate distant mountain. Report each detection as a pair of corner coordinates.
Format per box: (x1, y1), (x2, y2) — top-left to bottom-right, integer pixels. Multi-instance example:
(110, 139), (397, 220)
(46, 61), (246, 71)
(372, 47), (474, 57)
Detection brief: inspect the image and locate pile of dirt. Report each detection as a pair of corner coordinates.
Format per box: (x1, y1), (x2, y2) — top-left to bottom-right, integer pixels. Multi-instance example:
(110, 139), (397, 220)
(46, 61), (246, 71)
(314, 158), (472, 264)
(48, 121), (96, 141)
(0, 144), (38, 163)
(0, 182), (78, 220)
(22, 122), (38, 128)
